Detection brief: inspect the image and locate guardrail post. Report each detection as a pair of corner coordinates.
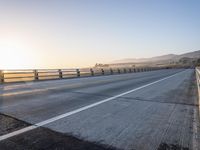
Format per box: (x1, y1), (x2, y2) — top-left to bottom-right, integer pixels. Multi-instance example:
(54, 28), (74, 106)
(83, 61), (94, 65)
(58, 69), (63, 79)
(124, 68), (126, 73)
(0, 70), (4, 83)
(90, 68), (94, 76)
(118, 68), (121, 74)
(76, 69), (80, 77)
(110, 68), (113, 75)
(101, 69), (104, 75)
(34, 70), (39, 80)
(129, 68), (132, 73)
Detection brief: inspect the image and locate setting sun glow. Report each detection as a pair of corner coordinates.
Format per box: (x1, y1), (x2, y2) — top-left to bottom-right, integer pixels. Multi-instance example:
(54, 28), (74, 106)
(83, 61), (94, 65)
(0, 0), (199, 70)
(0, 36), (35, 70)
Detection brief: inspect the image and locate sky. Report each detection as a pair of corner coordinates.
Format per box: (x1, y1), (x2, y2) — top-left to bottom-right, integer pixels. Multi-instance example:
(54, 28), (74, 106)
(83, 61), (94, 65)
(0, 0), (200, 69)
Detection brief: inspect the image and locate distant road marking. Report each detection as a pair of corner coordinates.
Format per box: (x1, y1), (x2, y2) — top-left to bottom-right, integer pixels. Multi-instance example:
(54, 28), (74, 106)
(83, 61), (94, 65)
(0, 70), (186, 141)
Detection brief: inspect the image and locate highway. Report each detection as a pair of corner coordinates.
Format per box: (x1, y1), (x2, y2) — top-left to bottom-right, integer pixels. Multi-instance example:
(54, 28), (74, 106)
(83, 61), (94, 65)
(0, 69), (199, 150)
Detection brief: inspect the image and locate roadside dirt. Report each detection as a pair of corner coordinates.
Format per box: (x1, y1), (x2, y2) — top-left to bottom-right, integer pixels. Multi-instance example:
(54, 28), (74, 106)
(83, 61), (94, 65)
(157, 143), (189, 150)
(0, 126), (120, 150)
(0, 113), (30, 136)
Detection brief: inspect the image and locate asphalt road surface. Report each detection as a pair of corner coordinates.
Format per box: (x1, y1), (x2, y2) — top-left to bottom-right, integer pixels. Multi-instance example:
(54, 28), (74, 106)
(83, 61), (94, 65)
(0, 69), (199, 150)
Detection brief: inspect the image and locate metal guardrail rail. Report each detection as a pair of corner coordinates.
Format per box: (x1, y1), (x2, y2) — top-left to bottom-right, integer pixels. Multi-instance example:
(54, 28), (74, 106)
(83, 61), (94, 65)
(195, 67), (200, 117)
(0, 67), (161, 83)
(196, 67), (200, 113)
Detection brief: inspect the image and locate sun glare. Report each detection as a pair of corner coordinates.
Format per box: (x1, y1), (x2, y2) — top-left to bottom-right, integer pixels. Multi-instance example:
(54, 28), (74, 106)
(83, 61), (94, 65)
(0, 37), (35, 70)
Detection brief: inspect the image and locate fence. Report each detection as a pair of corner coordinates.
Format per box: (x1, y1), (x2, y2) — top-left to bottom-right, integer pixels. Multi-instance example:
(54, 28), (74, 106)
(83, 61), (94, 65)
(0, 67), (161, 83)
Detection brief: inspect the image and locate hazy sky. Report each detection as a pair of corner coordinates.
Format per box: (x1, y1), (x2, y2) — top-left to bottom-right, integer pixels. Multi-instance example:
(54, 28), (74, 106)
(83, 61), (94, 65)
(0, 0), (200, 69)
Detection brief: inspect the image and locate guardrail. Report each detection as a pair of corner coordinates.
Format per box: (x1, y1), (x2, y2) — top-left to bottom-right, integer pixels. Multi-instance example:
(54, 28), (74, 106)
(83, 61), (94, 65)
(0, 67), (162, 83)
(195, 67), (200, 116)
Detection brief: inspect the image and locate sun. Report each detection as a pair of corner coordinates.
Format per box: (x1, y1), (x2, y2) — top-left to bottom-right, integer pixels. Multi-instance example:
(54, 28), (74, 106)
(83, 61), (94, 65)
(0, 37), (35, 70)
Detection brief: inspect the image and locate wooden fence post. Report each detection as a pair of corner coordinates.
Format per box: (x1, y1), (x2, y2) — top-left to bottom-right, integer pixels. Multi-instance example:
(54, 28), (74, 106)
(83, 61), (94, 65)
(101, 69), (104, 75)
(90, 68), (94, 76)
(110, 68), (113, 75)
(58, 69), (63, 79)
(0, 70), (4, 83)
(34, 70), (39, 81)
(76, 69), (80, 77)
(118, 68), (121, 74)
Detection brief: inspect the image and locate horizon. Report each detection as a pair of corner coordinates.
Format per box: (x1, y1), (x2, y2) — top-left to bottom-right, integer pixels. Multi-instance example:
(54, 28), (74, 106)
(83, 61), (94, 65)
(114, 49), (200, 60)
(0, 0), (200, 69)
(1, 49), (199, 70)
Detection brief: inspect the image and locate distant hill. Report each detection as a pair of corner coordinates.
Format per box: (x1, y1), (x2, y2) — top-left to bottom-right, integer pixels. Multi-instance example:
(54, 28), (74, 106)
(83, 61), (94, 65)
(111, 50), (200, 64)
(177, 50), (200, 59)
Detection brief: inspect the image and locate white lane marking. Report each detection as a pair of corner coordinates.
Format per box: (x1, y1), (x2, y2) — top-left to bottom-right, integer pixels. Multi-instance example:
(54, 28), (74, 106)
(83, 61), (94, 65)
(0, 70), (186, 141)
(0, 126), (38, 141)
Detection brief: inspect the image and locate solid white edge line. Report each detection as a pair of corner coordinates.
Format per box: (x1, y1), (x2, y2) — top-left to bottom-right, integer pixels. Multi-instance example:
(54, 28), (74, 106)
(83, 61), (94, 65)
(0, 70), (186, 141)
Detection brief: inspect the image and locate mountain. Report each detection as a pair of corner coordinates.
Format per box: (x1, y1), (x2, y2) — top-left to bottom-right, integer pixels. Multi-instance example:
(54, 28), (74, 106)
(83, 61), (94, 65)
(111, 50), (200, 64)
(178, 50), (200, 59)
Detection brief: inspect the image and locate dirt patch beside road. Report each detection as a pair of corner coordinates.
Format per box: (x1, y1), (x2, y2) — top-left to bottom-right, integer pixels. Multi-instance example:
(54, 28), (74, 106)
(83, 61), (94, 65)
(0, 126), (120, 150)
(0, 113), (30, 136)
(157, 143), (189, 150)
